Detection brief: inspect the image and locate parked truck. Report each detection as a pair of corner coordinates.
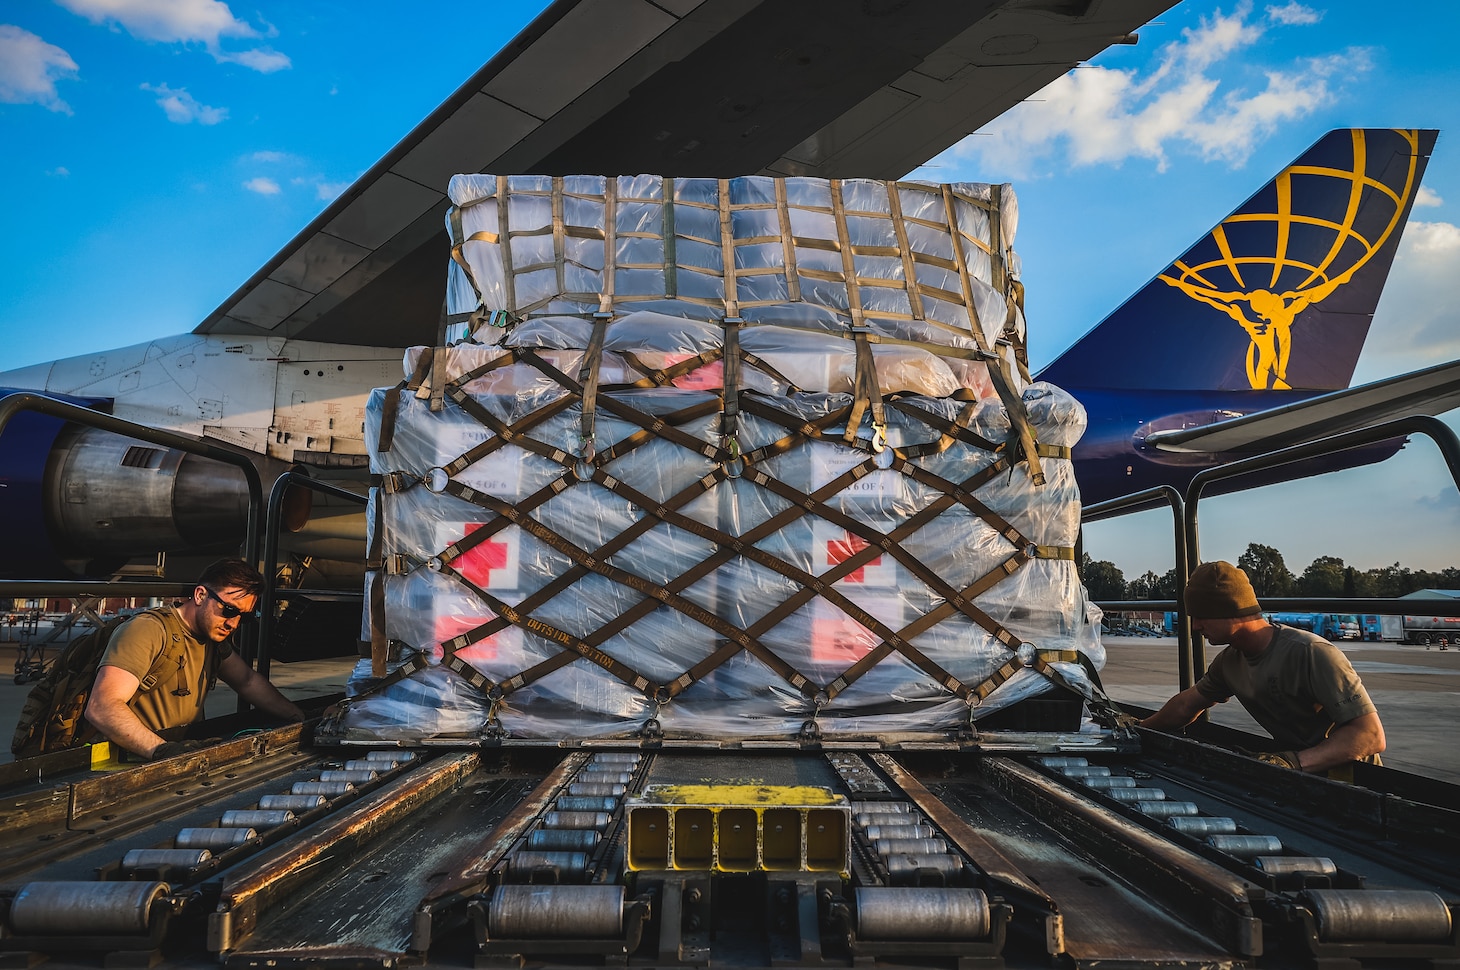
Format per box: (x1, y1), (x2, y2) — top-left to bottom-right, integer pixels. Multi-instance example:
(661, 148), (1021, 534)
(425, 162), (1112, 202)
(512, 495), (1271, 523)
(1402, 614), (1460, 645)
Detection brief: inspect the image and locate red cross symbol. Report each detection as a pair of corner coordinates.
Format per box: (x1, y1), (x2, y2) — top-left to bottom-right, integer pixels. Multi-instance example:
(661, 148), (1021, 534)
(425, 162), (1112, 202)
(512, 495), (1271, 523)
(827, 532), (881, 583)
(458, 525), (510, 587)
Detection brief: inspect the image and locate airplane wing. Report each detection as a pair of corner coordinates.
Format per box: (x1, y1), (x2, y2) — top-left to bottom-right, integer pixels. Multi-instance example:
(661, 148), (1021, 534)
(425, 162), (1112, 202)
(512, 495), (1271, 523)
(194, 0), (1175, 351)
(1145, 358), (1460, 455)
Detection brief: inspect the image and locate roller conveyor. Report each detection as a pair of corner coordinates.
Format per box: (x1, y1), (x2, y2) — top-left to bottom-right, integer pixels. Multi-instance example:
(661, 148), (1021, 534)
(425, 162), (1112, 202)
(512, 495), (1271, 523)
(0, 732), (1456, 969)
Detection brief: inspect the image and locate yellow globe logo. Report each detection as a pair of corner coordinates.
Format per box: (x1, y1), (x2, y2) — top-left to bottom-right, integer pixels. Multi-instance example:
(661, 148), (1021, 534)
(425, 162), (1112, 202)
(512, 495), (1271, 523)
(1160, 129), (1424, 389)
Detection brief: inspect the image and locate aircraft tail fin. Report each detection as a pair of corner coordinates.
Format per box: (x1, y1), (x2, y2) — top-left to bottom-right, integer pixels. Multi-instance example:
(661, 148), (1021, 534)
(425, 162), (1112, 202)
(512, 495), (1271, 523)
(1037, 128), (1438, 392)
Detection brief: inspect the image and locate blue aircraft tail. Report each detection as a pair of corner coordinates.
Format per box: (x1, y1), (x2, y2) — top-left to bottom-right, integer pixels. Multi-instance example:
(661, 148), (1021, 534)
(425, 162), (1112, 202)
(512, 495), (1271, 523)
(1038, 128), (1438, 392)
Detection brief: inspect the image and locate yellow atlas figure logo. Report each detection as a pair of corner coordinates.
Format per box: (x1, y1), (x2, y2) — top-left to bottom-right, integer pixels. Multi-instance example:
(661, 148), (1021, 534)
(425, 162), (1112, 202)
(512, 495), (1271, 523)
(1160, 130), (1422, 389)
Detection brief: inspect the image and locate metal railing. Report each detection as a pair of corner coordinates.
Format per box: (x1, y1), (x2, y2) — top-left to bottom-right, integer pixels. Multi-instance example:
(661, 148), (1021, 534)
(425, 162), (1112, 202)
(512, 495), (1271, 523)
(1085, 413), (1460, 689)
(256, 472), (367, 679)
(1082, 486), (1193, 688)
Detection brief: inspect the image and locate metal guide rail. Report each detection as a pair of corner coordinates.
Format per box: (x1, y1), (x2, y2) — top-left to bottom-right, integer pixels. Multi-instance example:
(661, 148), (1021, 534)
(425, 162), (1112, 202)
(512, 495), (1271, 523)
(0, 736), (1457, 969)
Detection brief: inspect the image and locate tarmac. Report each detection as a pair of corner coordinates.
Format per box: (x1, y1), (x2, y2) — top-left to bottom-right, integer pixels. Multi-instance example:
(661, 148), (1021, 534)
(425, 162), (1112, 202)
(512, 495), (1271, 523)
(1, 632), (1456, 784)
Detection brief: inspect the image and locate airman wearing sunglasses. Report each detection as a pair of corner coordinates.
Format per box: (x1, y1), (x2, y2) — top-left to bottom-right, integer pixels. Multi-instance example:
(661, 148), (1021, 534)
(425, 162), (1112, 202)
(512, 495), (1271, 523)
(86, 558), (305, 759)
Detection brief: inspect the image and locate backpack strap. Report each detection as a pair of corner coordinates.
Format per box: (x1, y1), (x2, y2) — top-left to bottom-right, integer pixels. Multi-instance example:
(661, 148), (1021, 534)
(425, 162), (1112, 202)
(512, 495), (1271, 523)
(132, 607), (197, 694)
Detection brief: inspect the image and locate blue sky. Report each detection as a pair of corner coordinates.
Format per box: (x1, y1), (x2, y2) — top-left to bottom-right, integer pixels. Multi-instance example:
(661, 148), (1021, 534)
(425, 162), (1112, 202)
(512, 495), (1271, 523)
(1, 0), (1458, 581)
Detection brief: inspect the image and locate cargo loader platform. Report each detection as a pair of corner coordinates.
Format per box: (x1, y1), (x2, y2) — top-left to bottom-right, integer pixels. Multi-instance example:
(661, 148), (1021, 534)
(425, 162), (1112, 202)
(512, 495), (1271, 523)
(1, 725), (1457, 969)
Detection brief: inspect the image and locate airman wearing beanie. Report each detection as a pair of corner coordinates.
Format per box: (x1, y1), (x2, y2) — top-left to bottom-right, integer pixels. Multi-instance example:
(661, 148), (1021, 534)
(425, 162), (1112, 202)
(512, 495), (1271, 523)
(1184, 561), (1262, 620)
(1142, 559), (1385, 774)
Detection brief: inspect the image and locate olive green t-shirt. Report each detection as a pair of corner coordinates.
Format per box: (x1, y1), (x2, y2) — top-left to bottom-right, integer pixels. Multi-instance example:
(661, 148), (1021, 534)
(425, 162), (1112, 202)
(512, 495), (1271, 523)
(1195, 624), (1378, 755)
(98, 607), (235, 733)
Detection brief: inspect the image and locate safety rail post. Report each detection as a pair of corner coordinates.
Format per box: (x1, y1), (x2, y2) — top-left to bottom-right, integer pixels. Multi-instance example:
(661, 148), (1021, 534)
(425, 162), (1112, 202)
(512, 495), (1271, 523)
(1183, 414), (1460, 677)
(1082, 486), (1193, 689)
(257, 472), (367, 680)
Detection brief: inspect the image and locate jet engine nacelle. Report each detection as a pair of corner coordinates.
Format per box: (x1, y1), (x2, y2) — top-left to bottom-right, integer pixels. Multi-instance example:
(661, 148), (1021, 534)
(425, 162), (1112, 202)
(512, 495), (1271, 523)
(0, 405), (310, 579)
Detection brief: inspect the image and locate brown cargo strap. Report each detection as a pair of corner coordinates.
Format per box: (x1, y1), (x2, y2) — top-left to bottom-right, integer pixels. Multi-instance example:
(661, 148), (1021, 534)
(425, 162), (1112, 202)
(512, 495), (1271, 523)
(378, 352), (435, 454)
(619, 348), (723, 388)
(435, 422), (1068, 705)
(967, 648), (1087, 706)
(389, 331), (1070, 710)
(338, 652), (430, 708)
(438, 469), (815, 698)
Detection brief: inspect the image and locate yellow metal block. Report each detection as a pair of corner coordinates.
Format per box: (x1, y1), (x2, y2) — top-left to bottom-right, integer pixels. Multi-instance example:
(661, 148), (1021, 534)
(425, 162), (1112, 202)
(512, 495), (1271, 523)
(624, 784), (850, 874)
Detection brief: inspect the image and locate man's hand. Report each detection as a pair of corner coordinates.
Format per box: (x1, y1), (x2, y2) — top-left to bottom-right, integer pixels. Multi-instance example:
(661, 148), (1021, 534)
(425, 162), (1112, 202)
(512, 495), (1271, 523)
(1254, 750), (1302, 770)
(150, 739), (209, 761)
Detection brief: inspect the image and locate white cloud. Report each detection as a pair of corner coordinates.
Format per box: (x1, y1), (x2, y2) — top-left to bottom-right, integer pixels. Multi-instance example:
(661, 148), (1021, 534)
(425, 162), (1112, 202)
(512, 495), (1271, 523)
(1266, 2), (1322, 25)
(315, 180), (350, 201)
(48, 167), (71, 177)
(140, 82), (227, 124)
(947, 3), (1367, 176)
(0, 25), (79, 113)
(1416, 185), (1444, 208)
(1354, 221), (1460, 381)
(250, 150), (289, 163)
(58, 0), (289, 73)
(244, 177), (281, 195)
(217, 47), (290, 72)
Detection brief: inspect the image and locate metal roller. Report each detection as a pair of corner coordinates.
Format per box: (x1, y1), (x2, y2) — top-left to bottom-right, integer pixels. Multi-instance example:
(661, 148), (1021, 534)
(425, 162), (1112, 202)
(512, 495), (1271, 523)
(364, 749), (416, 762)
(1036, 757), (1088, 767)
(855, 887), (990, 940)
(9, 881), (169, 935)
(1207, 834), (1283, 858)
(220, 810), (295, 830)
(1136, 801), (1198, 817)
(1168, 816), (1238, 835)
(260, 794), (327, 811)
(487, 885), (625, 938)
(176, 827), (257, 850)
(875, 838), (949, 857)
(555, 796), (618, 813)
(120, 849), (211, 872)
(344, 759), (398, 772)
(1107, 788), (1168, 802)
(883, 854), (964, 881)
(568, 782), (625, 797)
(575, 770), (633, 785)
(588, 753), (641, 765)
(1082, 776), (1138, 789)
(857, 812), (924, 827)
(507, 851), (590, 878)
(853, 801), (912, 813)
(1254, 856), (1337, 876)
(526, 828), (601, 851)
(1059, 765), (1111, 778)
(292, 781), (353, 796)
(542, 811), (611, 831)
(319, 769), (378, 784)
(1302, 889), (1454, 942)
(863, 824), (935, 841)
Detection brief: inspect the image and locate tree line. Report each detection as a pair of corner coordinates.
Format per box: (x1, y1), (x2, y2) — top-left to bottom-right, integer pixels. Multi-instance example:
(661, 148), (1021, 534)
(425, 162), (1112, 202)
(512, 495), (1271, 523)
(1080, 543), (1460, 602)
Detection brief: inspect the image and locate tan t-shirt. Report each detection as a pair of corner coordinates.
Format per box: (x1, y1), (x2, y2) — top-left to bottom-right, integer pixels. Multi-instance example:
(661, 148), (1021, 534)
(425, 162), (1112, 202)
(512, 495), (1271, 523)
(1196, 624), (1378, 756)
(98, 607), (235, 733)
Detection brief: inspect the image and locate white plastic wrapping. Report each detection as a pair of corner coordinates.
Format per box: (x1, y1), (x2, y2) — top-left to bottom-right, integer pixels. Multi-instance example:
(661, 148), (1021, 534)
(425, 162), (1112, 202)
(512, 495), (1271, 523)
(445, 175), (1023, 379)
(338, 348), (1101, 742)
(333, 173), (1092, 744)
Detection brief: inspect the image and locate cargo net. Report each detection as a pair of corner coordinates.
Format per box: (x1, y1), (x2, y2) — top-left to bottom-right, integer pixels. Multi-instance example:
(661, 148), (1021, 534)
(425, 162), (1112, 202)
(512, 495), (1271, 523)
(330, 175), (1105, 744)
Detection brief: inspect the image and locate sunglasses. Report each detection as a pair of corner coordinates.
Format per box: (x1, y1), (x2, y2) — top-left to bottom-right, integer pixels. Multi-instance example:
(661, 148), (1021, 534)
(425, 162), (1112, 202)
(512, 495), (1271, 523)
(203, 587), (260, 620)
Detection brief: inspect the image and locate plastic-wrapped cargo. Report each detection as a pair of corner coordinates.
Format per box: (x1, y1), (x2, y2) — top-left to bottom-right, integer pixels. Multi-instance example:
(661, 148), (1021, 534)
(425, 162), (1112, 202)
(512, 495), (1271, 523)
(333, 175), (1102, 743)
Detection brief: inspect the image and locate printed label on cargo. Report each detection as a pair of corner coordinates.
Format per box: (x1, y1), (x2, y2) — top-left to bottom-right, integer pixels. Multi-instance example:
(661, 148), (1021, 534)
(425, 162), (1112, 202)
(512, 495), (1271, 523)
(810, 594), (905, 666)
(453, 441), (525, 497)
(812, 523), (897, 587)
(435, 523), (520, 590)
(809, 445), (897, 502)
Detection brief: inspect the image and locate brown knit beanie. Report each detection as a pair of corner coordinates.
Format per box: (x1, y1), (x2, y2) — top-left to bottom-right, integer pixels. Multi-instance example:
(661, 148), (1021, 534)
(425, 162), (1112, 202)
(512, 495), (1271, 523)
(1184, 561), (1262, 619)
